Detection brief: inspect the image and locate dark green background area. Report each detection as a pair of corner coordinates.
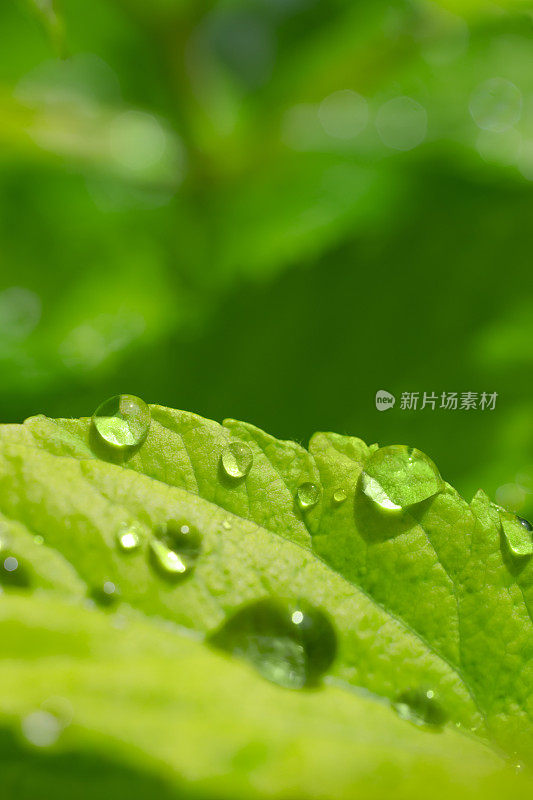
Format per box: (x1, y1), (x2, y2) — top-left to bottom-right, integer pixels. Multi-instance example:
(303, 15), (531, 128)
(1, 0), (532, 516)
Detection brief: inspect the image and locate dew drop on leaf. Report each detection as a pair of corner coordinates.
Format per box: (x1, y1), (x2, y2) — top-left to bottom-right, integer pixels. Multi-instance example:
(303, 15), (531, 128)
(296, 482), (321, 510)
(116, 523), (143, 552)
(360, 445), (443, 510)
(332, 488), (347, 505)
(92, 394), (150, 450)
(208, 598), (337, 689)
(91, 580), (120, 606)
(393, 688), (447, 730)
(149, 519), (201, 579)
(222, 518), (232, 530)
(500, 511), (533, 557)
(1, 554), (30, 588)
(221, 441), (253, 479)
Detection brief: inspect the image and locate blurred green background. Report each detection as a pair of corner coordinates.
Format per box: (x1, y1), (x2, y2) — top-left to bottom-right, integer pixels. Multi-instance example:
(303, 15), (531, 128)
(1, 0), (532, 517)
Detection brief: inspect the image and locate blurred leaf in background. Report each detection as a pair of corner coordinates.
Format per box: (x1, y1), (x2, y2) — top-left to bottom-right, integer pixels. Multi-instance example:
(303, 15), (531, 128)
(1, 0), (533, 518)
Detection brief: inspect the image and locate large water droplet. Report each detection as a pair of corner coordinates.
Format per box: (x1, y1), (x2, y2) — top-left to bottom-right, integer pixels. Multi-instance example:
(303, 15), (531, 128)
(209, 598), (337, 689)
(116, 523), (143, 552)
(149, 518), (201, 579)
(360, 445), (443, 510)
(92, 394), (150, 450)
(393, 688), (447, 730)
(296, 482), (321, 510)
(500, 511), (533, 556)
(221, 441), (253, 479)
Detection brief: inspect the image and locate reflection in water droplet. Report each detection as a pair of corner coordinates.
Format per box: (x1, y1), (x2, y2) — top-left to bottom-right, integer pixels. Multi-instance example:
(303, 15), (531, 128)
(500, 511), (533, 556)
(375, 96), (427, 151)
(296, 482), (321, 510)
(209, 598), (337, 689)
(149, 519), (201, 579)
(361, 445), (443, 510)
(332, 488), (347, 505)
(393, 688), (447, 730)
(116, 524), (143, 552)
(221, 442), (253, 479)
(92, 394), (150, 450)
(318, 90), (368, 140)
(21, 711), (63, 748)
(469, 78), (522, 133)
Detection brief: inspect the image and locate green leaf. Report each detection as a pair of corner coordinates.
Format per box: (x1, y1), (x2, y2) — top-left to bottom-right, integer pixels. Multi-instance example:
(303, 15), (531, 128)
(0, 404), (532, 798)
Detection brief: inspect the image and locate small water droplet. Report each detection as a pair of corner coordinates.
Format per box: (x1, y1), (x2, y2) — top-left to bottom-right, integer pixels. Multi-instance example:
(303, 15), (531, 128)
(221, 442), (253, 479)
(33, 535), (44, 546)
(296, 482), (321, 510)
(21, 711), (63, 748)
(360, 445), (443, 510)
(332, 488), (347, 505)
(149, 519), (201, 579)
(116, 524), (143, 552)
(222, 518), (232, 530)
(92, 394), (150, 450)
(500, 511), (533, 556)
(393, 688), (447, 730)
(1, 554), (30, 588)
(91, 580), (120, 606)
(209, 598), (337, 689)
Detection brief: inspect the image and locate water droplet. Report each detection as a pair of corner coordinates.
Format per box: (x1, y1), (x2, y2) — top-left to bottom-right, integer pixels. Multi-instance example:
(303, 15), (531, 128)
(33, 535), (44, 546)
(21, 711), (62, 748)
(92, 394), (150, 450)
(209, 598), (337, 689)
(469, 78), (522, 133)
(1, 554), (30, 588)
(222, 518), (232, 530)
(116, 524), (143, 552)
(221, 442), (253, 479)
(296, 482), (321, 510)
(393, 688), (447, 730)
(149, 519), (201, 579)
(500, 511), (533, 556)
(91, 580), (120, 606)
(360, 445), (443, 510)
(332, 488), (347, 505)
(517, 515), (533, 532)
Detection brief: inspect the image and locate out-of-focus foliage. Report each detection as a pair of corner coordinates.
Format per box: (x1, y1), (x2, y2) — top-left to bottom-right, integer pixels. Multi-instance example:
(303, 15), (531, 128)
(1, 0), (532, 516)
